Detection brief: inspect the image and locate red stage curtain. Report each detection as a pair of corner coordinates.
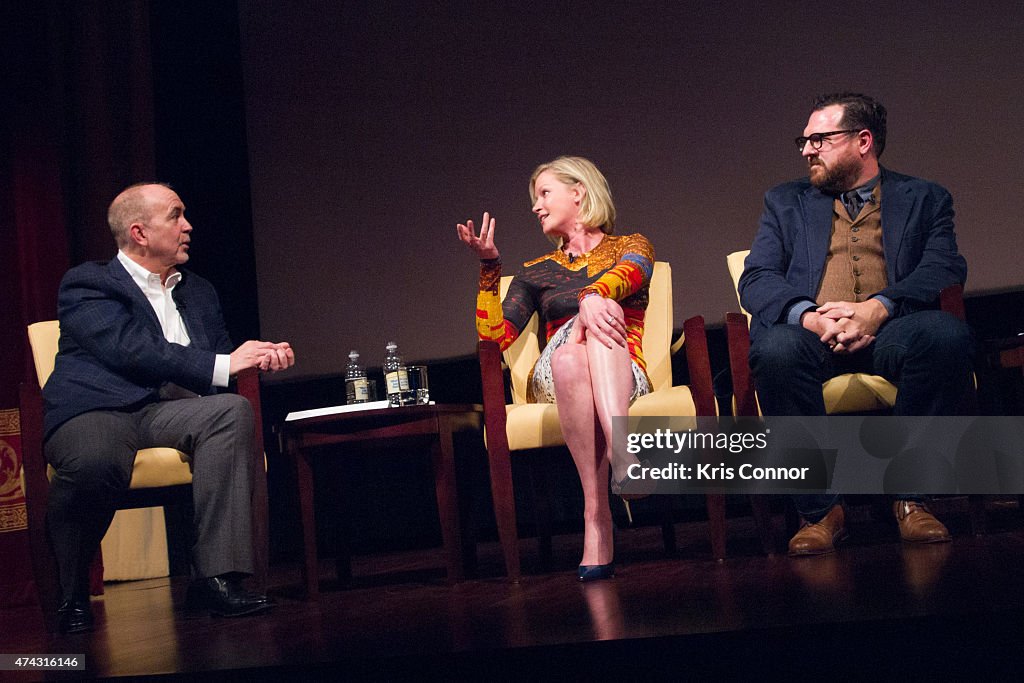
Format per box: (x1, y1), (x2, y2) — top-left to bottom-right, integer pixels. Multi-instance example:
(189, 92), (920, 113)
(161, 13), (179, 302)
(1, 0), (156, 607)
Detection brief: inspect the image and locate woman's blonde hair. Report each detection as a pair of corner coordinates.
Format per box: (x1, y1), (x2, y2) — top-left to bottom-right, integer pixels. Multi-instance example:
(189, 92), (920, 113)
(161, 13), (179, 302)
(529, 156), (616, 240)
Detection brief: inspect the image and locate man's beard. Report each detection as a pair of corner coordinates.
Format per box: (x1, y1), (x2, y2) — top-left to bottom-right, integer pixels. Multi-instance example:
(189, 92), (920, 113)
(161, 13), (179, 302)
(808, 156), (861, 195)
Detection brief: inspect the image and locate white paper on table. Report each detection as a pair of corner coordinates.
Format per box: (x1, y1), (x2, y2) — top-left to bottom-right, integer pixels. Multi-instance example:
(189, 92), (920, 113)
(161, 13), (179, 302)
(285, 399), (391, 421)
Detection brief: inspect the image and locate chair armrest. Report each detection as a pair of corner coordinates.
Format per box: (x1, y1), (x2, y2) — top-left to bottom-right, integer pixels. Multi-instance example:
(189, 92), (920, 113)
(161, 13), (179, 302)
(681, 316), (717, 416)
(725, 312), (758, 417)
(940, 284), (966, 322)
(18, 381), (50, 526)
(235, 368), (265, 459)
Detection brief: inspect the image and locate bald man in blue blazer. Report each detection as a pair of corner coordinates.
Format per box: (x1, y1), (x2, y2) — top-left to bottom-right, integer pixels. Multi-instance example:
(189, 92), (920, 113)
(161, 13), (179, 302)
(43, 183), (295, 632)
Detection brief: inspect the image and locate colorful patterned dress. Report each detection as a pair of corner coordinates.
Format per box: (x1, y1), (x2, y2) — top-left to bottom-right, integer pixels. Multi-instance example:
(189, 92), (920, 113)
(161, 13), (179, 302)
(475, 233), (655, 403)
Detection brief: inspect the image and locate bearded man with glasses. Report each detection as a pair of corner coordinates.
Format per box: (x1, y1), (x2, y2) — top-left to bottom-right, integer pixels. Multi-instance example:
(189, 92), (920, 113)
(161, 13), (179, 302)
(738, 92), (973, 556)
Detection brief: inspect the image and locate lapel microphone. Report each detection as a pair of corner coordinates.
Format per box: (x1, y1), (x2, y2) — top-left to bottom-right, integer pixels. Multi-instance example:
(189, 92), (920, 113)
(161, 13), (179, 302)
(172, 274), (187, 310)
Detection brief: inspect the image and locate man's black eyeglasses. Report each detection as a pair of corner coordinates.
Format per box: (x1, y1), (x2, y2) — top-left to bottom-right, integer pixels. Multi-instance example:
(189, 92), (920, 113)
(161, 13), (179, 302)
(795, 129), (860, 152)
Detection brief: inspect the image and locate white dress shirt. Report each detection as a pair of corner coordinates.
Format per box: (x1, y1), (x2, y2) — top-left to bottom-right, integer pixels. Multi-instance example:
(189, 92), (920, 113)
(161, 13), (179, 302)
(117, 251), (231, 388)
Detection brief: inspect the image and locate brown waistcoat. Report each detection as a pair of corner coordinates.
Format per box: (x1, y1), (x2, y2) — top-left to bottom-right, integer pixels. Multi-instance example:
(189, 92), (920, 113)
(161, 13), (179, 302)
(816, 184), (887, 305)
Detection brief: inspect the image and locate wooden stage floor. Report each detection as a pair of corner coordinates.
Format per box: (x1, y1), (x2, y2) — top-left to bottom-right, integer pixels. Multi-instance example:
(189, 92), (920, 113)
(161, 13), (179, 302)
(4, 503), (1024, 679)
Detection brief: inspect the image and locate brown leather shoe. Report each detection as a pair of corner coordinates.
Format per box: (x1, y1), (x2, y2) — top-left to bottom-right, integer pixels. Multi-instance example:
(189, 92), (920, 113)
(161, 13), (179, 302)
(893, 500), (951, 543)
(788, 505), (847, 556)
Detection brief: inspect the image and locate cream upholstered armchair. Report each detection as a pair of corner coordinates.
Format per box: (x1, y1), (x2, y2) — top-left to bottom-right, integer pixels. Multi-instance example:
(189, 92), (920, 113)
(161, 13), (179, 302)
(496, 263), (709, 444)
(19, 321), (268, 633)
(478, 261), (770, 581)
(724, 250), (983, 532)
(725, 249), (971, 416)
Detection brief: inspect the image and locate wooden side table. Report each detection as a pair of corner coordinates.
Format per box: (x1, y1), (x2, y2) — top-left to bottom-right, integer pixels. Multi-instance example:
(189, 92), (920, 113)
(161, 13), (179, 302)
(279, 403), (482, 598)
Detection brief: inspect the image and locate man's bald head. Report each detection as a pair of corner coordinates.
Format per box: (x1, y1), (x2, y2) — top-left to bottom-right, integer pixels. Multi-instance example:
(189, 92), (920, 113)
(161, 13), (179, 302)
(107, 182), (174, 248)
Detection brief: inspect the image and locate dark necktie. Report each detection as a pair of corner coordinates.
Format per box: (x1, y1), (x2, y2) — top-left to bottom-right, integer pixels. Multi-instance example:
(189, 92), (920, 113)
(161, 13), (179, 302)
(842, 190), (865, 219)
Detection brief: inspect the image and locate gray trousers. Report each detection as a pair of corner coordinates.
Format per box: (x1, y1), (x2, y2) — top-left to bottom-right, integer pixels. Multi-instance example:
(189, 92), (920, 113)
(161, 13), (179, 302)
(44, 393), (255, 601)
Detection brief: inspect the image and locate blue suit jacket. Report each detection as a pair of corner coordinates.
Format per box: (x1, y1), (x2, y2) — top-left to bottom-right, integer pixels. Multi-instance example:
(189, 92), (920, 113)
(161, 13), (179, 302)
(738, 168), (967, 343)
(42, 258), (234, 437)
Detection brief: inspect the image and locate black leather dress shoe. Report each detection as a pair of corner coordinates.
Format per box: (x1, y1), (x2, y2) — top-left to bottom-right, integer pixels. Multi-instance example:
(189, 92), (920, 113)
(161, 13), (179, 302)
(57, 598), (94, 634)
(185, 576), (273, 617)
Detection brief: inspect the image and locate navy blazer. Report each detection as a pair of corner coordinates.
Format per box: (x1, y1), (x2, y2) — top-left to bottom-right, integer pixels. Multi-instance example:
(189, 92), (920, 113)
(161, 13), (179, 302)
(42, 258), (234, 437)
(738, 168), (967, 343)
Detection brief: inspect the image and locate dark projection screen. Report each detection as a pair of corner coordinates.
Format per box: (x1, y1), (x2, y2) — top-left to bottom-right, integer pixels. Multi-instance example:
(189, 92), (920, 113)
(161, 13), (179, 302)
(238, 1), (1024, 379)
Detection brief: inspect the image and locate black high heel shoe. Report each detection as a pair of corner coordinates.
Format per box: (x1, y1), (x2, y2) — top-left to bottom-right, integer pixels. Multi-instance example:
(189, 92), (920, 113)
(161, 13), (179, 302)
(577, 563), (615, 582)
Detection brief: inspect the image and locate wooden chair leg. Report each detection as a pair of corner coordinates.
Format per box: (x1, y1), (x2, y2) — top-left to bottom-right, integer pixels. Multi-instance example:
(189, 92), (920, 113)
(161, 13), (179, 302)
(88, 552), (104, 595)
(749, 494), (775, 555)
(237, 369), (269, 590)
(478, 341), (522, 582)
(655, 495), (677, 556)
(20, 382), (62, 633)
(527, 455), (553, 572)
(251, 455), (269, 591)
(705, 493), (727, 561)
(489, 448), (521, 582)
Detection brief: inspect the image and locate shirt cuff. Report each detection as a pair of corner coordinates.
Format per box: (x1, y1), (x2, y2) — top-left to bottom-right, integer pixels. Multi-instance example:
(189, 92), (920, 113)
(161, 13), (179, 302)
(871, 294), (896, 317)
(212, 354), (231, 388)
(786, 300), (817, 326)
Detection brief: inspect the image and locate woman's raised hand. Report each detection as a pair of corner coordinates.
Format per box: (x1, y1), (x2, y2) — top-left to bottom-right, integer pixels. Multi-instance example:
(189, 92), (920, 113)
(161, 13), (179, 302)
(456, 212), (499, 260)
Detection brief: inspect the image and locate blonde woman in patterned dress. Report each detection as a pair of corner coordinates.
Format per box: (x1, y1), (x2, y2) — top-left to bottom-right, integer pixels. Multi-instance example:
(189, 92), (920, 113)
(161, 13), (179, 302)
(457, 156), (655, 581)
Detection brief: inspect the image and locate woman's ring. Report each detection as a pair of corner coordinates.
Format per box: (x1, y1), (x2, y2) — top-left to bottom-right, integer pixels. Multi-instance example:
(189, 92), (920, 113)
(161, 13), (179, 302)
(606, 316), (615, 324)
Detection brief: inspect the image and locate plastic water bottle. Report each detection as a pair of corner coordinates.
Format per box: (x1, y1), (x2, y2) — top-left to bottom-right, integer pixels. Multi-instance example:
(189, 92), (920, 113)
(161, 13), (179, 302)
(345, 350), (370, 404)
(383, 341), (414, 407)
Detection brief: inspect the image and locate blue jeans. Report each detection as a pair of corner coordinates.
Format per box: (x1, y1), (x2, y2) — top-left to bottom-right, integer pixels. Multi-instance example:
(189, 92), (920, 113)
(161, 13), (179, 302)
(749, 310), (973, 520)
